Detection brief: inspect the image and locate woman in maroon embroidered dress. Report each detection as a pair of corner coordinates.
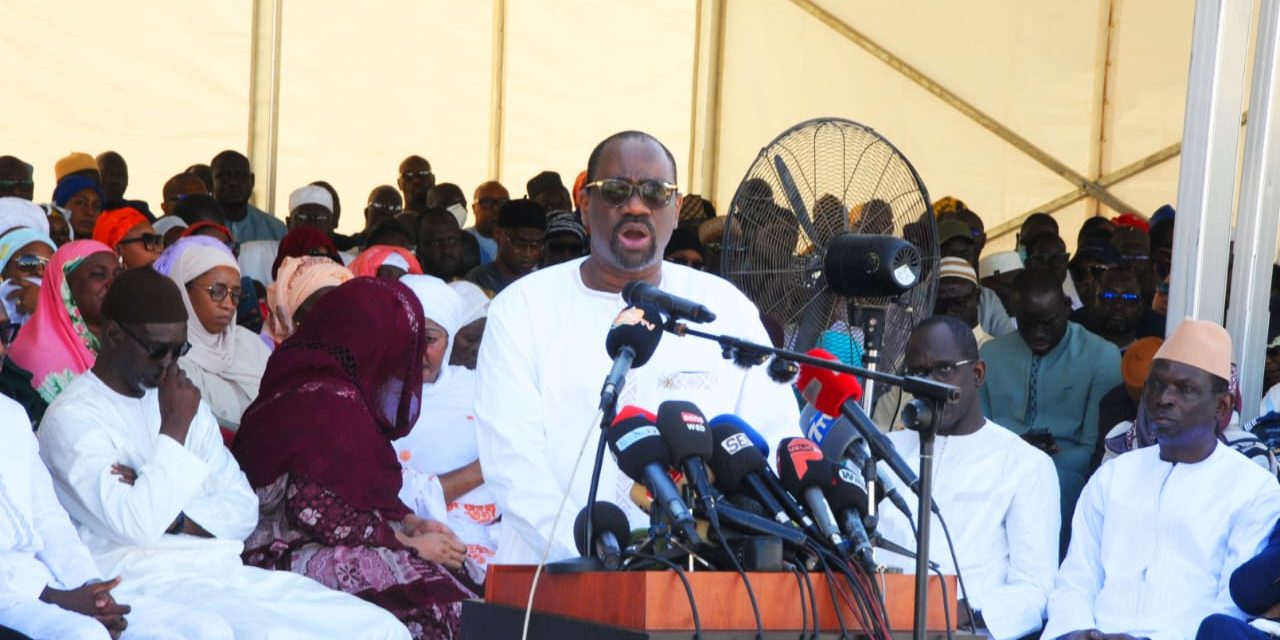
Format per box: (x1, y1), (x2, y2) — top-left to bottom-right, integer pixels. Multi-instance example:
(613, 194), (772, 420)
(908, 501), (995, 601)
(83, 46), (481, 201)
(233, 277), (476, 639)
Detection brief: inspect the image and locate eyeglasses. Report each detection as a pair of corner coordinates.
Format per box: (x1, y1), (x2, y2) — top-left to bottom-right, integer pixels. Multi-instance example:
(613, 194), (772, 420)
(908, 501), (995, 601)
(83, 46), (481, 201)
(401, 170), (433, 181)
(904, 359), (976, 380)
(293, 211), (333, 226)
(0, 322), (17, 345)
(1119, 254), (1151, 263)
(187, 282), (245, 304)
(666, 256), (705, 270)
(117, 233), (163, 251)
(12, 254), (49, 275)
(368, 202), (402, 214)
(421, 236), (460, 249)
(585, 178), (678, 208)
(0, 179), (34, 188)
(1026, 252), (1070, 268)
(1099, 291), (1141, 303)
(478, 197), (510, 209)
(117, 322), (191, 361)
(1070, 263), (1112, 280)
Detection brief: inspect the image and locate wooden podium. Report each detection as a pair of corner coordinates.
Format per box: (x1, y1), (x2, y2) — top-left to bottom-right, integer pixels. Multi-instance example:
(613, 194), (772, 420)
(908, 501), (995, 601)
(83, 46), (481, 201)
(468, 564), (958, 637)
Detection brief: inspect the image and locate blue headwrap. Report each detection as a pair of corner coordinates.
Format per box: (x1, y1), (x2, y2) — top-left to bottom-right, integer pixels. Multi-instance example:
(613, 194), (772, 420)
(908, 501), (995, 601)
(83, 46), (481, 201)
(52, 176), (103, 208)
(0, 228), (55, 272)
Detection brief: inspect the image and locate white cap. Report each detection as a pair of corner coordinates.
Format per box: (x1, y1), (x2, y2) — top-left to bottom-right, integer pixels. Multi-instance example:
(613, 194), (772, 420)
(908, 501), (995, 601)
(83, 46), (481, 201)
(979, 251), (1024, 279)
(289, 185), (334, 214)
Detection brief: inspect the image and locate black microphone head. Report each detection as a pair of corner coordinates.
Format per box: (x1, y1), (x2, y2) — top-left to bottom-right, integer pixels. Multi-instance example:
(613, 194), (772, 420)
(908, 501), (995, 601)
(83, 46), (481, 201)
(621, 280), (651, 305)
(606, 405), (670, 482)
(573, 501), (631, 556)
(823, 233), (921, 298)
(656, 400), (713, 462)
(604, 303), (664, 367)
(775, 437), (832, 496)
(708, 419), (767, 492)
(823, 465), (870, 514)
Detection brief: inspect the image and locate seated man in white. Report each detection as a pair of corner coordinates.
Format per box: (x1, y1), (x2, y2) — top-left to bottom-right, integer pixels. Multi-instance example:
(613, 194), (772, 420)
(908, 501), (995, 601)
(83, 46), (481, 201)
(876, 315), (1060, 640)
(0, 393), (230, 640)
(37, 267), (410, 640)
(1042, 319), (1280, 640)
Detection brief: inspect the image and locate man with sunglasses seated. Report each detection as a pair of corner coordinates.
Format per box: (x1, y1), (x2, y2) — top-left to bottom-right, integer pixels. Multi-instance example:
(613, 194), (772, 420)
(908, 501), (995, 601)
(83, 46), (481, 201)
(36, 267), (413, 639)
(474, 131), (799, 565)
(1072, 269), (1166, 353)
(465, 198), (546, 294)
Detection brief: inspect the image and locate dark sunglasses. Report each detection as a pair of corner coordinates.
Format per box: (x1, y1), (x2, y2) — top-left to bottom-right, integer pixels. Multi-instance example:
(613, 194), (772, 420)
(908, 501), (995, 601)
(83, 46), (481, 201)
(117, 233), (164, 251)
(0, 322), (17, 345)
(118, 323), (191, 360)
(401, 170), (433, 181)
(368, 202), (402, 214)
(477, 197), (509, 209)
(187, 282), (245, 304)
(666, 256), (705, 270)
(1099, 291), (1141, 303)
(585, 178), (678, 208)
(12, 254), (49, 274)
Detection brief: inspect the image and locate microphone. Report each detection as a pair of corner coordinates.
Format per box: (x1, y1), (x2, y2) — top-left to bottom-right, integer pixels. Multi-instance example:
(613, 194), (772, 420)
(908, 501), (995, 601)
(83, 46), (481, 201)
(823, 233), (921, 298)
(797, 354), (923, 496)
(776, 437), (848, 553)
(707, 417), (791, 526)
(708, 415), (822, 539)
(822, 462), (876, 569)
(573, 501), (630, 570)
(605, 406), (701, 545)
(621, 281), (717, 323)
(802, 405), (912, 520)
(655, 401), (719, 528)
(600, 304), (664, 411)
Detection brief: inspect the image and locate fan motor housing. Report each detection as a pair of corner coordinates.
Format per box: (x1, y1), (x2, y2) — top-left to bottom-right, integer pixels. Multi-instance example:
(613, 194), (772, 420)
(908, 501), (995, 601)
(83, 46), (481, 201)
(823, 233), (922, 298)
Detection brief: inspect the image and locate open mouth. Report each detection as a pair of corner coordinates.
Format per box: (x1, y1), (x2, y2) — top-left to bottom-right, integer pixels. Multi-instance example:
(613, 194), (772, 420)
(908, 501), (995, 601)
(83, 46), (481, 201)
(615, 222), (652, 251)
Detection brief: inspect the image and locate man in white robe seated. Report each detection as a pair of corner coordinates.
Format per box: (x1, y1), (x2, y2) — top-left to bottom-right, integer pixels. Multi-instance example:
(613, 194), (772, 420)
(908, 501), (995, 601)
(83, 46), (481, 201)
(1042, 319), (1280, 640)
(37, 267), (410, 639)
(875, 315), (1060, 640)
(475, 131), (800, 564)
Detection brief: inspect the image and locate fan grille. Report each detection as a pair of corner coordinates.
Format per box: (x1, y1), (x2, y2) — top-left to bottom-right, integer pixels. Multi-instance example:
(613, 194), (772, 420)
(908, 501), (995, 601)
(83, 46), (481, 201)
(722, 118), (938, 381)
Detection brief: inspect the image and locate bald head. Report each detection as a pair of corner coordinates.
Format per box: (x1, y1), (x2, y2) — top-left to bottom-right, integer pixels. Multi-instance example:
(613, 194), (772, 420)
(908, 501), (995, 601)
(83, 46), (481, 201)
(161, 173), (209, 216)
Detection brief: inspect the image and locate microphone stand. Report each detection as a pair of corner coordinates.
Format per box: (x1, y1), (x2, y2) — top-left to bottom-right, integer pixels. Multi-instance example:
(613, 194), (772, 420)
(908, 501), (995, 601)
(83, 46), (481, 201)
(665, 319), (954, 640)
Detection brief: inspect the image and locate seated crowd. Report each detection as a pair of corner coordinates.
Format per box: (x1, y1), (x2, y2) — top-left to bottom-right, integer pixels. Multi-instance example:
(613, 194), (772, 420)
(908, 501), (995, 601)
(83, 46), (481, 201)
(0, 144), (1277, 640)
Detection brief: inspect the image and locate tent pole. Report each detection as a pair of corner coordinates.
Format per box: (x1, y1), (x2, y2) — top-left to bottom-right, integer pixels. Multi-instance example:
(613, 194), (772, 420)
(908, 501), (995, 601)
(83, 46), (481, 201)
(247, 0), (283, 213)
(487, 0), (507, 183)
(1228, 0), (1280, 422)
(1168, 0), (1252, 327)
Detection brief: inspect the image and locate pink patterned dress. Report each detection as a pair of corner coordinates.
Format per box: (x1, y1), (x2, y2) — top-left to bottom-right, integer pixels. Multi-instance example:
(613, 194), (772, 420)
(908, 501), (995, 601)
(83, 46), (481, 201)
(242, 474), (477, 640)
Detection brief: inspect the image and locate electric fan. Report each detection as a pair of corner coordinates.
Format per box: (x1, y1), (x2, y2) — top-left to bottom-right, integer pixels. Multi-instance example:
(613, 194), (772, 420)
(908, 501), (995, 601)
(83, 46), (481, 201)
(720, 118), (939, 400)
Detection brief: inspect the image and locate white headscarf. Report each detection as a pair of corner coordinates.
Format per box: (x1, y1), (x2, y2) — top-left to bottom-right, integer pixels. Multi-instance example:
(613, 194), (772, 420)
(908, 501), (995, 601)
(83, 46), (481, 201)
(449, 280), (490, 327)
(167, 243), (271, 430)
(0, 197), (50, 237)
(401, 274), (463, 367)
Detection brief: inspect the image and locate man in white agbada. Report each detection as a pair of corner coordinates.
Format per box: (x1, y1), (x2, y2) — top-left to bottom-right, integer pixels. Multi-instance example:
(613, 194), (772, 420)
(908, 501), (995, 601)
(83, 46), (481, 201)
(395, 275), (499, 582)
(475, 131), (800, 564)
(0, 393), (229, 639)
(37, 267), (410, 639)
(1042, 319), (1280, 640)
(872, 315), (1060, 640)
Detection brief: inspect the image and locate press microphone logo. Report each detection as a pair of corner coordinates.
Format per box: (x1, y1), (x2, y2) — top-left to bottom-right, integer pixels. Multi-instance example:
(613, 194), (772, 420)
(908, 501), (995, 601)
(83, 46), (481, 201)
(720, 432), (753, 455)
(806, 411), (836, 444)
(614, 425), (660, 452)
(612, 306), (657, 331)
(837, 467), (859, 486)
(680, 411), (707, 432)
(786, 439), (822, 478)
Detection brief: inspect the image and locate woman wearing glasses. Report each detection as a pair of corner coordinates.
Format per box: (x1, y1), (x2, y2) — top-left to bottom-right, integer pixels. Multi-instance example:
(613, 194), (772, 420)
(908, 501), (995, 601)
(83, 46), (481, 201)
(165, 242), (271, 432)
(93, 206), (164, 269)
(9, 240), (121, 403)
(0, 228), (55, 323)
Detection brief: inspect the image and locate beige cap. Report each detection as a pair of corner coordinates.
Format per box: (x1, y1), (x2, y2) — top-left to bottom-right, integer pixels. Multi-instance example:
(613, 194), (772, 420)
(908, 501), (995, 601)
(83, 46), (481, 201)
(1153, 318), (1232, 381)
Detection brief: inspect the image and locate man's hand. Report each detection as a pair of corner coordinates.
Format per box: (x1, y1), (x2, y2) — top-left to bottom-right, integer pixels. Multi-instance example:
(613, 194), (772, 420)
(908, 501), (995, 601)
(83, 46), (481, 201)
(110, 463), (137, 485)
(157, 363), (200, 445)
(395, 527), (467, 571)
(41, 576), (132, 637)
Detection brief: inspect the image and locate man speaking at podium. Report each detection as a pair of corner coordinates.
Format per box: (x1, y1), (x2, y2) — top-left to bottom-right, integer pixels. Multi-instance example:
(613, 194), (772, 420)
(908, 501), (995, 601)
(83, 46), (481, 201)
(475, 131), (799, 564)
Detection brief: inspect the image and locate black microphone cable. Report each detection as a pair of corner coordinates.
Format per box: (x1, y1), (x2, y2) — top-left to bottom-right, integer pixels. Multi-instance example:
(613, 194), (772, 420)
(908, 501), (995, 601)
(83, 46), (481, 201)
(930, 563), (955, 640)
(629, 551), (702, 640)
(797, 560), (820, 640)
(787, 563), (808, 640)
(815, 544), (890, 640)
(714, 526), (764, 640)
(811, 547), (852, 640)
(934, 510), (976, 635)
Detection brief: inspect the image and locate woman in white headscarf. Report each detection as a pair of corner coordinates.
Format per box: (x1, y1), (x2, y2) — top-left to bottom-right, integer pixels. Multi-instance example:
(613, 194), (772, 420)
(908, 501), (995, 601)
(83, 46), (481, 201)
(166, 241), (272, 431)
(447, 280), (490, 370)
(394, 275), (499, 580)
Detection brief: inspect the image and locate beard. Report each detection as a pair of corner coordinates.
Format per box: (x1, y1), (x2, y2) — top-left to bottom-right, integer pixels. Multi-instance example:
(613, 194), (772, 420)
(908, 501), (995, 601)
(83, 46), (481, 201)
(608, 216), (658, 270)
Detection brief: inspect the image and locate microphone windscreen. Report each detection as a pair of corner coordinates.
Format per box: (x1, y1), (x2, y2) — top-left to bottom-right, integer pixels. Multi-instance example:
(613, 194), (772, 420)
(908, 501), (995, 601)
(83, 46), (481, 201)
(573, 501), (631, 556)
(823, 465), (870, 514)
(775, 437), (828, 496)
(607, 407), (670, 481)
(711, 413), (773, 457)
(656, 400), (712, 461)
(797, 349), (864, 414)
(707, 417), (768, 492)
(815, 415), (862, 464)
(605, 303), (664, 367)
